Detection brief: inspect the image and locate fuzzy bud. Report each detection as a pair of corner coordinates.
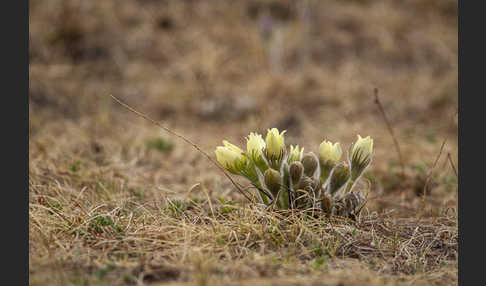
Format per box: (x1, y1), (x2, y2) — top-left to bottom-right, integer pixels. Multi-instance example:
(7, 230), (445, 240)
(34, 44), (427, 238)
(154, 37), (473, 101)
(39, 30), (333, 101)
(289, 161), (304, 186)
(264, 168), (282, 197)
(329, 163), (350, 195)
(298, 175), (317, 193)
(301, 152), (319, 177)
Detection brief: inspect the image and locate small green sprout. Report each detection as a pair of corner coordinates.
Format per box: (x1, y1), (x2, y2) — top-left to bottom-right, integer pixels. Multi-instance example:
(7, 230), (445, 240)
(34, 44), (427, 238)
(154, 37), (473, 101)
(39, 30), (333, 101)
(146, 137), (174, 153)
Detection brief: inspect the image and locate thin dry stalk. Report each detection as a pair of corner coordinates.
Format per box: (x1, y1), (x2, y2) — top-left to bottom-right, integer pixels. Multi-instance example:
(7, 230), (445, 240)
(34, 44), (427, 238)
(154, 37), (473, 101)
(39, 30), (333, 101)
(447, 152), (458, 178)
(373, 88), (405, 178)
(420, 108), (457, 207)
(422, 138), (447, 203)
(110, 95), (253, 202)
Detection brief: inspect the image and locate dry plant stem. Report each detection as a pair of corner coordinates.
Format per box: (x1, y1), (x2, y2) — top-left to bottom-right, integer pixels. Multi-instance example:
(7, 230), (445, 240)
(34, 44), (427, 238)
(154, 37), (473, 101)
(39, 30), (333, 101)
(447, 152), (458, 178)
(109, 94), (253, 202)
(422, 138), (447, 203)
(373, 88), (405, 178)
(421, 109), (457, 206)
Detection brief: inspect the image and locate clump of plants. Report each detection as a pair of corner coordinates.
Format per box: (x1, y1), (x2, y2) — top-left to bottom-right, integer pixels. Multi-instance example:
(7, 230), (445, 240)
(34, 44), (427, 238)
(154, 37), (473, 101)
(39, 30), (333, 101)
(109, 96), (374, 219)
(215, 128), (373, 219)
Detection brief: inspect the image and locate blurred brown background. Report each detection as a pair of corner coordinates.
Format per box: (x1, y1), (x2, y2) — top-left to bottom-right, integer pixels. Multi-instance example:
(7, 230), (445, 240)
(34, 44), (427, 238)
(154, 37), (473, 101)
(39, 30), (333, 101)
(29, 0), (458, 213)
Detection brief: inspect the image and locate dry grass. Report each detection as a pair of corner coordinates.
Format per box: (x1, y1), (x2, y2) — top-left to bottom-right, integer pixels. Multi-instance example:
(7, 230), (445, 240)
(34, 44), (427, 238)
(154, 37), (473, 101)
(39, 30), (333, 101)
(30, 0), (457, 285)
(29, 159), (457, 285)
(28, 113), (458, 285)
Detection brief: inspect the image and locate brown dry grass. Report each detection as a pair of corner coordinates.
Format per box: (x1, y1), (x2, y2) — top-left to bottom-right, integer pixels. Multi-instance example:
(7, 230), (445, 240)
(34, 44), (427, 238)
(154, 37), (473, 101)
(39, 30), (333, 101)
(30, 0), (457, 285)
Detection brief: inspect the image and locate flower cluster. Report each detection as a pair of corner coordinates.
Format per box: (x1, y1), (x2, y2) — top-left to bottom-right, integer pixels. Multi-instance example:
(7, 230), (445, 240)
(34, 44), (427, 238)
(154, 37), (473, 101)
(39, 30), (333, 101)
(215, 128), (373, 218)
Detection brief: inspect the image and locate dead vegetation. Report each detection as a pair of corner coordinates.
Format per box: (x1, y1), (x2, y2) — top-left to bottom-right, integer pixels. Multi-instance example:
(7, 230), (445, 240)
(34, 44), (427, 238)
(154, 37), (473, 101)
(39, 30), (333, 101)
(29, 161), (457, 285)
(30, 0), (457, 285)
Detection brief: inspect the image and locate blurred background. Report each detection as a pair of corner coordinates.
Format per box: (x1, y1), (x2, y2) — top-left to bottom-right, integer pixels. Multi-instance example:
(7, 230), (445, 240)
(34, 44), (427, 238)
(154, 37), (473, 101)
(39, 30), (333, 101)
(29, 0), (458, 215)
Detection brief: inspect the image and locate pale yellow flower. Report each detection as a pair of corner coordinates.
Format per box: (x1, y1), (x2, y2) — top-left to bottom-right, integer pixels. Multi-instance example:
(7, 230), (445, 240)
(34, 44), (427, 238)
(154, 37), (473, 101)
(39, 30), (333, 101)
(352, 135), (373, 158)
(246, 132), (265, 158)
(223, 140), (243, 153)
(319, 140), (342, 164)
(265, 128), (286, 157)
(215, 141), (246, 172)
(289, 145), (304, 162)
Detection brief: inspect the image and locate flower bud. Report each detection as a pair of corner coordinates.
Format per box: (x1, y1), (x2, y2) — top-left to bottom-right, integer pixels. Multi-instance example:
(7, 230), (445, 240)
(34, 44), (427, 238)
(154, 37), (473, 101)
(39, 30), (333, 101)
(265, 128), (286, 159)
(298, 175), (317, 193)
(349, 135), (374, 182)
(289, 161), (304, 186)
(319, 140), (342, 165)
(351, 135), (373, 160)
(301, 152), (319, 177)
(223, 140), (243, 153)
(215, 141), (247, 174)
(264, 168), (282, 197)
(288, 145), (304, 163)
(329, 164), (350, 195)
(246, 132), (265, 159)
